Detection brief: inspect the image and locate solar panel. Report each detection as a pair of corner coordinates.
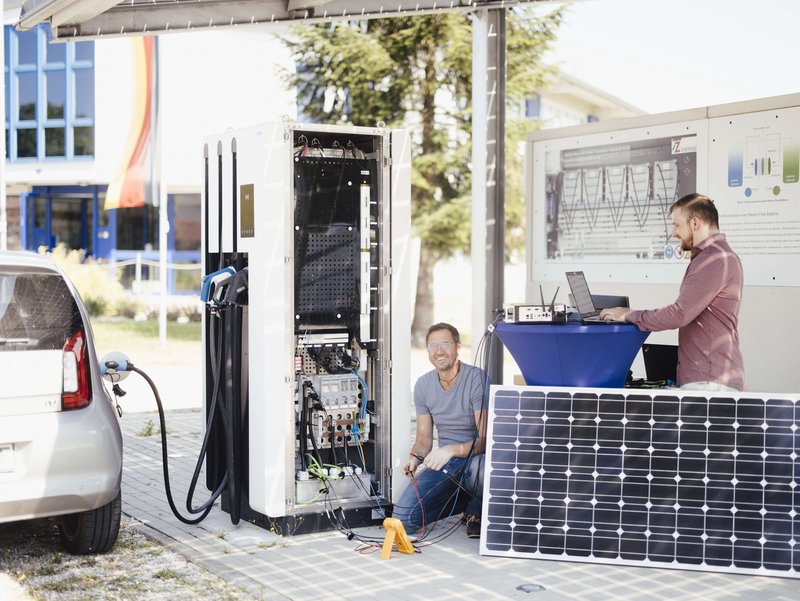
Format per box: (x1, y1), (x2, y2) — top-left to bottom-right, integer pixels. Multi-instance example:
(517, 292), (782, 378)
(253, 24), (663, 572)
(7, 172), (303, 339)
(481, 386), (800, 578)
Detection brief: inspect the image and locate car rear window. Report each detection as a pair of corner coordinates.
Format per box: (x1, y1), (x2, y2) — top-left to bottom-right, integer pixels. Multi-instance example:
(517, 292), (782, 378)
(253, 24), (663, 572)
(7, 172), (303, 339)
(0, 272), (83, 352)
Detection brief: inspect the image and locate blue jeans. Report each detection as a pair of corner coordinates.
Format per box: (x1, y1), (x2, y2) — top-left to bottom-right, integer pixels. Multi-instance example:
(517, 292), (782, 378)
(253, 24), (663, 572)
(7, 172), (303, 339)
(393, 454), (485, 533)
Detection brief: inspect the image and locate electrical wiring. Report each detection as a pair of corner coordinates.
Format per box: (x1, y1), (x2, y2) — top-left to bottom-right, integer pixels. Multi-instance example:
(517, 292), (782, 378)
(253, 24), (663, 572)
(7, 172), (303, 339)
(413, 515), (465, 547)
(313, 446), (384, 539)
(346, 140), (365, 160)
(352, 369), (369, 420)
(321, 480), (386, 545)
(412, 475), (426, 533)
(350, 473), (387, 519)
(354, 431), (368, 470)
(305, 415), (388, 525)
(412, 481), (462, 543)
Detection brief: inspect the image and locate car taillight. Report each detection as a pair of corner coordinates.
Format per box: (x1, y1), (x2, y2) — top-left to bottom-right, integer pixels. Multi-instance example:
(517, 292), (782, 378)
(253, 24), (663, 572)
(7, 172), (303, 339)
(63, 329), (91, 410)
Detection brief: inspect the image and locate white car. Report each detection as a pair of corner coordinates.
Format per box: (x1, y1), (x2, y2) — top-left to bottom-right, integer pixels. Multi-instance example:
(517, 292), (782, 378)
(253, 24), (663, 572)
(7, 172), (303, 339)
(0, 250), (122, 553)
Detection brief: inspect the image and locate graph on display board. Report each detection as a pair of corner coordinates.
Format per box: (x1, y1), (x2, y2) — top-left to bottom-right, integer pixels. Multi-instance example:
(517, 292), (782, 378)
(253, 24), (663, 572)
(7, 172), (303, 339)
(480, 386), (800, 578)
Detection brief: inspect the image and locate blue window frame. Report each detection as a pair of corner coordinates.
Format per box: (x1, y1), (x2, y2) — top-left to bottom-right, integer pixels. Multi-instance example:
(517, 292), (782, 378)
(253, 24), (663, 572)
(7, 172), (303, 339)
(3, 24), (94, 161)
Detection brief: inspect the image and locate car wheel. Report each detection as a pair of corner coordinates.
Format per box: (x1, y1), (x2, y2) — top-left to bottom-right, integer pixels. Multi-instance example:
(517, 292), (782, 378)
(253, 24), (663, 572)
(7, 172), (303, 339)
(58, 490), (122, 554)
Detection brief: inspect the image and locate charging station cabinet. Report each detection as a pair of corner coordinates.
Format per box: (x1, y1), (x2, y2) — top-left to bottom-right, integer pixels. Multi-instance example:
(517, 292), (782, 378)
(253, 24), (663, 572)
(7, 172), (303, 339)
(201, 122), (411, 532)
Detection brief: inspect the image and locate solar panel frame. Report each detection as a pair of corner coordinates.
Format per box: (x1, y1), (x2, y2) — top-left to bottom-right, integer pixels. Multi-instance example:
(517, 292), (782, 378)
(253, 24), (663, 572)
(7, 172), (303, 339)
(480, 385), (800, 578)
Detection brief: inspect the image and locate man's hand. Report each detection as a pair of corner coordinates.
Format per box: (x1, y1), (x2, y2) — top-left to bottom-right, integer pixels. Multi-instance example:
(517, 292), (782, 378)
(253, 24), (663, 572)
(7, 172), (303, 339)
(599, 307), (630, 323)
(403, 454), (422, 478)
(423, 447), (455, 471)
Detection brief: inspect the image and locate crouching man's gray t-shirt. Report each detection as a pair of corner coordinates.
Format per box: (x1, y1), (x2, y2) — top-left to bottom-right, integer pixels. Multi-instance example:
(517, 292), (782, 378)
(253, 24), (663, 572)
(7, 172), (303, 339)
(413, 363), (488, 447)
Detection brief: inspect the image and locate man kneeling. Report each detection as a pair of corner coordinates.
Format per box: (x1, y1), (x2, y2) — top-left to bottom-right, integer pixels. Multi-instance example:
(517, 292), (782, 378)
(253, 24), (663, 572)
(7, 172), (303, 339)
(393, 323), (488, 539)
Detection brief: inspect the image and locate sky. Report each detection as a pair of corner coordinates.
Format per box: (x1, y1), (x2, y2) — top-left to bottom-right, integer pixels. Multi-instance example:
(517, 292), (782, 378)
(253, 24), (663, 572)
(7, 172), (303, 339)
(537, 0), (800, 113)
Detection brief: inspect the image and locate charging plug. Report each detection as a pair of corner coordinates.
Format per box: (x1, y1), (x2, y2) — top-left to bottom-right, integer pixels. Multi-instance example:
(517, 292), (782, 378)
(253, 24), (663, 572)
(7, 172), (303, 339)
(100, 351), (132, 383)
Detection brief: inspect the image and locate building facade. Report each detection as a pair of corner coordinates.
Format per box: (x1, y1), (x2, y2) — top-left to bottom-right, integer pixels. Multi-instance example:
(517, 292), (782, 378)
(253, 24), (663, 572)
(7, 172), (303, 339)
(3, 23), (297, 291)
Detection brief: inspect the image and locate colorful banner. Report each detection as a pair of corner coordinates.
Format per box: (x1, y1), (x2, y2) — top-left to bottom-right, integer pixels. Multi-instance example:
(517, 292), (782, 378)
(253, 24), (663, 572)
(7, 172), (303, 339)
(105, 37), (155, 210)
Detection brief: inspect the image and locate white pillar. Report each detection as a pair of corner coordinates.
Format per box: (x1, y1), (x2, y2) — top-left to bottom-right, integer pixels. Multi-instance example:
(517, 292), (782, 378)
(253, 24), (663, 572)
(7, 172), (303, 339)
(152, 37), (168, 347)
(471, 8), (506, 382)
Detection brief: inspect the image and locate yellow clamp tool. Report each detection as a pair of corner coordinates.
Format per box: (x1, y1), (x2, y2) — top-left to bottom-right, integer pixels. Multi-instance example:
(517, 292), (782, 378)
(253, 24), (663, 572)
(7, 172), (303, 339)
(380, 518), (414, 560)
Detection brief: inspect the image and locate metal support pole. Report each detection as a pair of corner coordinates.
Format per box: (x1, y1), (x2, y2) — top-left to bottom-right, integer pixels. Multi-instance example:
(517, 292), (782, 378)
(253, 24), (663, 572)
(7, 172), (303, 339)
(153, 38), (169, 347)
(471, 8), (506, 383)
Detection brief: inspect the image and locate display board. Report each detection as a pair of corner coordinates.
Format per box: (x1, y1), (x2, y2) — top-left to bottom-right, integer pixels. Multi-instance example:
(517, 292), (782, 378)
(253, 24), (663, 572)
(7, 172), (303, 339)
(481, 385), (800, 578)
(530, 117), (708, 285)
(707, 106), (800, 286)
(529, 97), (800, 286)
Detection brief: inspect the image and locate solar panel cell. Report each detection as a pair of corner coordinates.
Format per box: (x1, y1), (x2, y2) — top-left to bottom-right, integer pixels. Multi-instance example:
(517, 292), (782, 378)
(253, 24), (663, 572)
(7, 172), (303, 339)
(482, 386), (800, 578)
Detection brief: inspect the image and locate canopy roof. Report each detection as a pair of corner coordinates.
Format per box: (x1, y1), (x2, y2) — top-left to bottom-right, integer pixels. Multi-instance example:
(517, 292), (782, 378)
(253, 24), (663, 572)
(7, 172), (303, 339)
(17, 0), (544, 40)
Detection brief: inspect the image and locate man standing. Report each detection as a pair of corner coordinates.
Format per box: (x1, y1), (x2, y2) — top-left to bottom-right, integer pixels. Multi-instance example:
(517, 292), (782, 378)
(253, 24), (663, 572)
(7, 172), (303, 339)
(600, 193), (745, 391)
(393, 323), (488, 538)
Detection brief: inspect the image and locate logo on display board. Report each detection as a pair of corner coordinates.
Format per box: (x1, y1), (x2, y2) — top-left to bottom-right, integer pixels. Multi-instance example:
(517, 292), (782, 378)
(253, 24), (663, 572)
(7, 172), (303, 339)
(675, 246), (685, 259)
(671, 136), (698, 155)
(664, 245), (674, 259)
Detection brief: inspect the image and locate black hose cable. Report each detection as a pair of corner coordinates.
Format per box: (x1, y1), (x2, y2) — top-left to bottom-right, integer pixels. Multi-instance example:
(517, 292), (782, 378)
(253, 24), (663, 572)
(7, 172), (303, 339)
(221, 305), (242, 525)
(184, 313), (228, 516)
(300, 381), (309, 471)
(307, 404), (324, 469)
(328, 416), (339, 466)
(129, 364), (228, 525)
(302, 381), (324, 468)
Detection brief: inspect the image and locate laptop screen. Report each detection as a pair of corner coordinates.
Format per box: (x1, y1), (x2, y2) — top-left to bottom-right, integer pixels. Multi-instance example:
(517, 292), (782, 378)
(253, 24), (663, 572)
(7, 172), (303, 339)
(565, 271), (598, 318)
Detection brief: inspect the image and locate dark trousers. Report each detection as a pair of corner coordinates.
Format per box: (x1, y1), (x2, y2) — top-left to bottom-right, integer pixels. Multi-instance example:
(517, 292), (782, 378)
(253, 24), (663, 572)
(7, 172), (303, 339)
(393, 454), (484, 533)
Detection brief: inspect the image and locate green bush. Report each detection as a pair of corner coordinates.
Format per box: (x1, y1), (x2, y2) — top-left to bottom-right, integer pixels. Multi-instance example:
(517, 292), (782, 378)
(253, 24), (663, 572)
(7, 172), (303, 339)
(113, 296), (144, 320)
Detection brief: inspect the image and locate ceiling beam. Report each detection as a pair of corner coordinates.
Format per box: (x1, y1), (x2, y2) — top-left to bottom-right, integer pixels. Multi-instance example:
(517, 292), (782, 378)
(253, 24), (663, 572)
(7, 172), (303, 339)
(18, 0), (544, 41)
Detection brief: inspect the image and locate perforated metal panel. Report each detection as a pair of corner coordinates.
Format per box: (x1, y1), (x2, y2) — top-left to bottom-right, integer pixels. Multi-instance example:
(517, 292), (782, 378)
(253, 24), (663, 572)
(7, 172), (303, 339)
(481, 386), (800, 578)
(295, 229), (358, 322)
(293, 156), (375, 328)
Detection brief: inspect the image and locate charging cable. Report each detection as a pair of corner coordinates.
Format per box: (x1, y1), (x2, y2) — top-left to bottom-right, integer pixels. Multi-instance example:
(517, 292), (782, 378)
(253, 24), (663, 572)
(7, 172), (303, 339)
(101, 355), (229, 525)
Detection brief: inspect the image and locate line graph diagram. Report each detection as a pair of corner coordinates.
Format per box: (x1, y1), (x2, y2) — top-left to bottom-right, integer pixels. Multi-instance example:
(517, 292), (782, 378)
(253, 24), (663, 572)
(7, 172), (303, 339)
(545, 136), (697, 260)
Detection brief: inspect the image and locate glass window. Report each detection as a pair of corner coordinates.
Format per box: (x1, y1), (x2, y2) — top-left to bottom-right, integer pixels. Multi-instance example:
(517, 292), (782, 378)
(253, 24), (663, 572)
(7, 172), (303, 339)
(173, 195), (201, 251)
(96, 196), (109, 227)
(33, 196), (46, 228)
(0, 273), (83, 352)
(45, 42), (65, 64)
(74, 69), (93, 119)
(51, 198), (86, 250)
(75, 42), (93, 63)
(3, 62), (8, 122)
(116, 206), (160, 250)
(45, 127), (65, 157)
(46, 70), (66, 119)
(17, 72), (37, 121)
(73, 126), (94, 156)
(17, 30), (37, 65)
(17, 129), (36, 158)
(4, 25), (95, 161)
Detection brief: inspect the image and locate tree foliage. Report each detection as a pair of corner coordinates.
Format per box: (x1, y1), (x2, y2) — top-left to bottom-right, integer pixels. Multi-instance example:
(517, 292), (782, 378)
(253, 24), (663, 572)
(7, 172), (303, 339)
(280, 7), (565, 340)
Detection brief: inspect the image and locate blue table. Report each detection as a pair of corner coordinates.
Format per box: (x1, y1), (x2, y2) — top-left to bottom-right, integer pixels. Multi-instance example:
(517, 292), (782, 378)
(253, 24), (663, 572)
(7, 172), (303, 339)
(495, 322), (649, 388)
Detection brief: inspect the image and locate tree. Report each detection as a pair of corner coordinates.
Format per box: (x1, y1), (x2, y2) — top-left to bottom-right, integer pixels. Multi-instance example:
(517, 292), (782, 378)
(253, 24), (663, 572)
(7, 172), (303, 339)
(281, 7), (564, 345)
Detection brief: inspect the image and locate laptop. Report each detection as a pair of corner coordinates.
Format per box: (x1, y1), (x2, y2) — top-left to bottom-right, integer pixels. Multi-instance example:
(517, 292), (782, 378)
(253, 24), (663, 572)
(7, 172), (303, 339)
(565, 271), (612, 324)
